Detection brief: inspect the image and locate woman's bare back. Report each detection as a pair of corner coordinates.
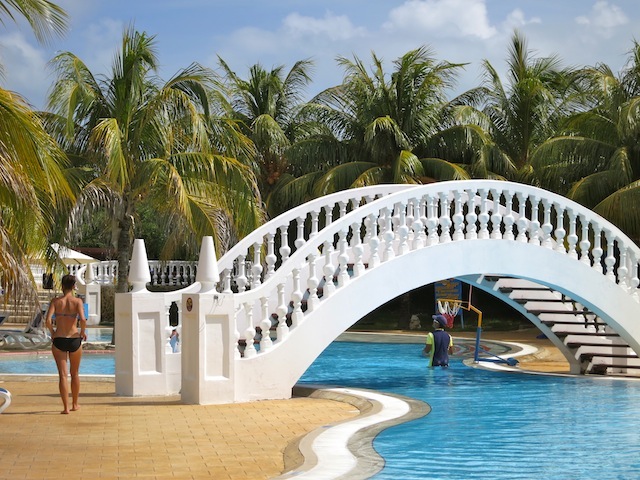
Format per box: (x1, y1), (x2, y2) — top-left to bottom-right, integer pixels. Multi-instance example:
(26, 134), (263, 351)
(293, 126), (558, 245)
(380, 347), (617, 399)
(48, 294), (84, 338)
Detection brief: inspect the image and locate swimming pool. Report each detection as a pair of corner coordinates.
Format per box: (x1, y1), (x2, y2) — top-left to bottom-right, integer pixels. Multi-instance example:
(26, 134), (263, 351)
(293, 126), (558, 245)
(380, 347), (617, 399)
(298, 341), (640, 479)
(1, 337), (639, 478)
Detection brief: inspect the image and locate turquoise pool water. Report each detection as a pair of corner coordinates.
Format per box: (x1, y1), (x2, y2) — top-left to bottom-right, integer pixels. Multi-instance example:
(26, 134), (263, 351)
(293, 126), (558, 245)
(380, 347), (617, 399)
(298, 341), (640, 479)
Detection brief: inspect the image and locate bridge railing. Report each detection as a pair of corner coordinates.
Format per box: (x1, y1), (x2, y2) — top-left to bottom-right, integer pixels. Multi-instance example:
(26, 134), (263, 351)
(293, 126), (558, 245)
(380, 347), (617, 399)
(81, 260), (198, 288)
(215, 184), (417, 293)
(232, 180), (640, 357)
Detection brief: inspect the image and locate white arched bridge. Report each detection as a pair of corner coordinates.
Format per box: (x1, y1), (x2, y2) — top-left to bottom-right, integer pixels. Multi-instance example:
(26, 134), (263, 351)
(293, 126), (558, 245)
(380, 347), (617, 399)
(114, 180), (640, 404)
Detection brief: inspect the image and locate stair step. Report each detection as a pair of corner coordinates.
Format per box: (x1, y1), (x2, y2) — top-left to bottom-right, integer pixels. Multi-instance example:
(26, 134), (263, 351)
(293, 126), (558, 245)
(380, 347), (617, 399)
(565, 335), (628, 348)
(588, 356), (640, 369)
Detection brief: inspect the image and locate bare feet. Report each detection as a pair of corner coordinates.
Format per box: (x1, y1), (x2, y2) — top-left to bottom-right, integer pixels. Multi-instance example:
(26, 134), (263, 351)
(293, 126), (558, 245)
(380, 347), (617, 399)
(71, 405), (80, 411)
(61, 410), (69, 414)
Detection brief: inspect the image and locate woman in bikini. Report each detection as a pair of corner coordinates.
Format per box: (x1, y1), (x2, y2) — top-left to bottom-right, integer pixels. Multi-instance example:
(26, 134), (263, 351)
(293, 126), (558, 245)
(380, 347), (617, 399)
(45, 274), (87, 414)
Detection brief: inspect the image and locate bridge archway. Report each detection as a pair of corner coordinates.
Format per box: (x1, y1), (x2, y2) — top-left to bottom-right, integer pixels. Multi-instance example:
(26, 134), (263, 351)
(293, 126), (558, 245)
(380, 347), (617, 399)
(121, 180), (640, 403)
(235, 239), (640, 400)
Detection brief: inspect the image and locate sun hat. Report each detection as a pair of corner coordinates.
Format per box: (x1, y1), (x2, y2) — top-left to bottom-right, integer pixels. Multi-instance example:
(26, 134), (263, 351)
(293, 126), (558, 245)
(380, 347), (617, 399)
(432, 314), (448, 328)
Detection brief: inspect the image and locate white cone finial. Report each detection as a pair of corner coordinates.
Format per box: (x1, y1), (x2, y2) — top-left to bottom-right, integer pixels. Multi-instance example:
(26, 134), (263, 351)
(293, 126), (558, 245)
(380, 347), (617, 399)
(195, 236), (219, 291)
(85, 263), (95, 283)
(129, 239), (151, 293)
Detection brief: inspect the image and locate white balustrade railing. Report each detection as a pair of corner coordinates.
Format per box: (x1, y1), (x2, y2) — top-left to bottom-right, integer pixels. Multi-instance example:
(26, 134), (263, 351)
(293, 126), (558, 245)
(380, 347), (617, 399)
(233, 180), (640, 357)
(216, 184), (417, 293)
(82, 260), (198, 288)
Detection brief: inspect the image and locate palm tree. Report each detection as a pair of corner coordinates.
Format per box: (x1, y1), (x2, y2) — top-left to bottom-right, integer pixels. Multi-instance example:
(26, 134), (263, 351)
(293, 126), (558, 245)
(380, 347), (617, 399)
(216, 58), (314, 215)
(46, 26), (263, 293)
(532, 40), (640, 243)
(0, 0), (71, 301)
(0, 0), (66, 45)
(456, 31), (580, 183)
(273, 46), (467, 211)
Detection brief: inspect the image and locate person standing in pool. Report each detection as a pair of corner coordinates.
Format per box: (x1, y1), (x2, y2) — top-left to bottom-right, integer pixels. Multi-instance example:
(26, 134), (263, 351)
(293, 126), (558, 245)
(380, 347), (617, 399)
(45, 274), (87, 414)
(423, 314), (453, 367)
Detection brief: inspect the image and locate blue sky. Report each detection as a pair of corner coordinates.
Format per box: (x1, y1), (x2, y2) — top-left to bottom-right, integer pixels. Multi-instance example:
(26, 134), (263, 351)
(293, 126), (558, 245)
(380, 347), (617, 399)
(2, 0), (638, 109)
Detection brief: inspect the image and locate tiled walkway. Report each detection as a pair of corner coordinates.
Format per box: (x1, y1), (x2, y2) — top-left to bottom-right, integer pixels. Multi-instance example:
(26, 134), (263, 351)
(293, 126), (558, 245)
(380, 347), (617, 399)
(0, 377), (359, 479)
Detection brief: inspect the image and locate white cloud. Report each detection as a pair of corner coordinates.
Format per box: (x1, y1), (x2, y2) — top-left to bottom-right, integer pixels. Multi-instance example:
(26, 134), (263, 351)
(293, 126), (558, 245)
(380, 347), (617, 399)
(503, 9), (541, 29)
(575, 1), (628, 37)
(383, 0), (497, 40)
(282, 12), (367, 42)
(0, 32), (49, 107)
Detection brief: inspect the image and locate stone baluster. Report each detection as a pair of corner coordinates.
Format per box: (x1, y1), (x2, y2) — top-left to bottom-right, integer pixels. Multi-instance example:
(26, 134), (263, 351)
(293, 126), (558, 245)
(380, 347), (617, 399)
(351, 221), (365, 277)
(503, 191), (515, 240)
(553, 203), (567, 254)
(295, 216), (306, 250)
(591, 224), (604, 274)
(618, 245), (629, 290)
(291, 268), (304, 328)
(604, 230), (616, 281)
(397, 202), (410, 255)
(515, 192), (529, 243)
(425, 195), (439, 246)
(337, 228), (350, 287)
(452, 190), (464, 241)
(338, 200), (347, 219)
(279, 226), (291, 263)
(310, 210), (319, 238)
(465, 189), (478, 240)
(411, 198), (425, 249)
(235, 255), (247, 292)
(528, 196), (541, 245)
(489, 189), (503, 240)
(275, 283), (289, 340)
(221, 268), (232, 293)
(322, 240), (336, 297)
(381, 207), (395, 261)
(243, 303), (257, 358)
(578, 215), (591, 265)
(477, 189), (490, 239)
(265, 233), (276, 280)
(566, 209), (578, 259)
(541, 199), (553, 248)
(405, 198), (415, 234)
(306, 253), (320, 311)
(438, 192), (452, 243)
(366, 213), (380, 268)
(324, 204), (334, 226)
(252, 242), (263, 288)
(363, 203), (373, 245)
(259, 297), (273, 352)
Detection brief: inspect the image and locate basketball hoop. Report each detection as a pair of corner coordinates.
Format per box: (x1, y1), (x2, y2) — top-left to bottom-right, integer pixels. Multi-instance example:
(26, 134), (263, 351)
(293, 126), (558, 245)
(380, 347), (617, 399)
(437, 299), (462, 328)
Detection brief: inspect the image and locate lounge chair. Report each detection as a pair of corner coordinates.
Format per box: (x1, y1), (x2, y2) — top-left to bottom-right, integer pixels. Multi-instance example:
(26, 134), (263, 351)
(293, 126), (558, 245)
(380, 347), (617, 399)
(0, 310), (51, 350)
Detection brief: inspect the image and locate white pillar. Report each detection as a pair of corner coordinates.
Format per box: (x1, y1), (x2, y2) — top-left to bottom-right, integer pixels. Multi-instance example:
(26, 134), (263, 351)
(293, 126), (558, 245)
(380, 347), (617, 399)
(115, 239), (179, 396)
(181, 292), (236, 404)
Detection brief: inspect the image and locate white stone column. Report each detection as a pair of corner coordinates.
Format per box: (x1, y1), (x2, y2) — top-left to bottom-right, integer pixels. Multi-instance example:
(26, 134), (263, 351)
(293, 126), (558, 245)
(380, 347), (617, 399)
(115, 239), (180, 396)
(79, 265), (101, 325)
(180, 292), (236, 404)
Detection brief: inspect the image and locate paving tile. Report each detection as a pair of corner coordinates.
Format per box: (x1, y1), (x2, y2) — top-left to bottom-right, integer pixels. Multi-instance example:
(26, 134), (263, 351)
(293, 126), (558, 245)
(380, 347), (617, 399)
(0, 378), (357, 480)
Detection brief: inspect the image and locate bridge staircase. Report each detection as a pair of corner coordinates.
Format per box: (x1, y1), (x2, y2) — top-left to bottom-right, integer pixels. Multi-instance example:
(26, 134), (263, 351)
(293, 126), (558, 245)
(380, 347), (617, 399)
(465, 274), (640, 376)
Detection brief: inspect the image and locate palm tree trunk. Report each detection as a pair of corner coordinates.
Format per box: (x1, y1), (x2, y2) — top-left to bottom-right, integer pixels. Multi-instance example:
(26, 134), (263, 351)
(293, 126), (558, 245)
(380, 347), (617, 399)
(115, 214), (133, 293)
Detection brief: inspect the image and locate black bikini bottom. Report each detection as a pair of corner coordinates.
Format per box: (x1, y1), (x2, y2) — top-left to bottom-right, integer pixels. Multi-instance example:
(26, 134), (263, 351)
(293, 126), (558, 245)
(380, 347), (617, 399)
(53, 337), (82, 353)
